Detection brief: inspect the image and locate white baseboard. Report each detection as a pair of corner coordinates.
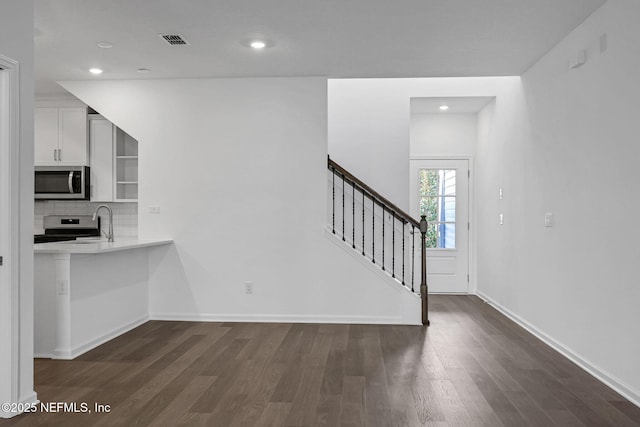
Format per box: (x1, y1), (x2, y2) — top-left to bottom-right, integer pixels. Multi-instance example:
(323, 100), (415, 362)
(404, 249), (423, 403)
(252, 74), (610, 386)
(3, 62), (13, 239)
(150, 312), (405, 325)
(431, 292), (470, 295)
(52, 315), (149, 360)
(476, 290), (640, 408)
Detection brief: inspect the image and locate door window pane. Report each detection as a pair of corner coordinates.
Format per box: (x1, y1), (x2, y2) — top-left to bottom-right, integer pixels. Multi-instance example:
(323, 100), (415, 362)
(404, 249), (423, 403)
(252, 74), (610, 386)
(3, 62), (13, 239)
(421, 196), (439, 222)
(419, 169), (439, 197)
(440, 223), (456, 249)
(419, 169), (456, 249)
(425, 222), (438, 249)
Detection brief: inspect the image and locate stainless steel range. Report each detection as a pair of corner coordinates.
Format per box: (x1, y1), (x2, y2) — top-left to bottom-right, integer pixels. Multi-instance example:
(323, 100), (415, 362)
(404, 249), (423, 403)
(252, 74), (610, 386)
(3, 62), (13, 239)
(34, 215), (100, 244)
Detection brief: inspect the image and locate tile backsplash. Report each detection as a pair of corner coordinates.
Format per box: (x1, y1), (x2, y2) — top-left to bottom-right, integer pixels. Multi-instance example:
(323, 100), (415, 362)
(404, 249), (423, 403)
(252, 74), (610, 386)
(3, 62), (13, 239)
(35, 201), (138, 238)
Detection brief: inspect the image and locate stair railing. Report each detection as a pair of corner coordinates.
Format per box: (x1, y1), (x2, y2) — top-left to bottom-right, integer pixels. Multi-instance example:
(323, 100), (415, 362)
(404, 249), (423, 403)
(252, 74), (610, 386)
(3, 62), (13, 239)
(328, 156), (430, 326)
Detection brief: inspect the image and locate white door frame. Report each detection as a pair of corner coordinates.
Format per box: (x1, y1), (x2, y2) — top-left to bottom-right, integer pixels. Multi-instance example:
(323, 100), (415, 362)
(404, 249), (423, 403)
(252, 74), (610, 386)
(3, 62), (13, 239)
(0, 54), (21, 416)
(410, 156), (475, 294)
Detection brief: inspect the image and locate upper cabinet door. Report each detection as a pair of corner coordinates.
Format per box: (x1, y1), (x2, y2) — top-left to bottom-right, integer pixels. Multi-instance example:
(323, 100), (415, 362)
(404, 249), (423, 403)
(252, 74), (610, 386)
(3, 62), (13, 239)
(58, 107), (88, 165)
(34, 107), (59, 165)
(34, 106), (88, 166)
(89, 118), (114, 202)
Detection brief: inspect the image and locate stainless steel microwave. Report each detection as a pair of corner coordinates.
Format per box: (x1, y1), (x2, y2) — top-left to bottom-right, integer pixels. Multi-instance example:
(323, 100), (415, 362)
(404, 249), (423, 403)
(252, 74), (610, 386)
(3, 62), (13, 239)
(34, 166), (90, 200)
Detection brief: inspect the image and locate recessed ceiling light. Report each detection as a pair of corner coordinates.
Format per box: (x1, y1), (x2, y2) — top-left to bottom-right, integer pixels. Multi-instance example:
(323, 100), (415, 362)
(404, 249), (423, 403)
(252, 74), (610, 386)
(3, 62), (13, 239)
(97, 42), (113, 49)
(137, 68), (150, 73)
(241, 37), (274, 50)
(439, 105), (449, 111)
(250, 40), (267, 50)
(89, 68), (103, 75)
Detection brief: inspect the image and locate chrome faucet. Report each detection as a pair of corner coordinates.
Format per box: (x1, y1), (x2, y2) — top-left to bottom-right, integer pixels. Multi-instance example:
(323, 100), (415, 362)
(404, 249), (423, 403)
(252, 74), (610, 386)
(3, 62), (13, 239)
(92, 204), (114, 242)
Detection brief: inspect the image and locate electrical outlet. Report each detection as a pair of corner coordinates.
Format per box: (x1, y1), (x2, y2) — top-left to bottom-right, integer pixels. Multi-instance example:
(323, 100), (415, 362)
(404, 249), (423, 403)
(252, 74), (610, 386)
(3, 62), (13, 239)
(244, 281), (254, 295)
(149, 206), (161, 214)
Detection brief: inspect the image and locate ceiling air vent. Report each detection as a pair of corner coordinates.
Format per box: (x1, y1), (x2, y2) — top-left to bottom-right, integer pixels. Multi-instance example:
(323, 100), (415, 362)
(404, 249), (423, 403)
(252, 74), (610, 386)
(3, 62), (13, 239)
(159, 34), (189, 46)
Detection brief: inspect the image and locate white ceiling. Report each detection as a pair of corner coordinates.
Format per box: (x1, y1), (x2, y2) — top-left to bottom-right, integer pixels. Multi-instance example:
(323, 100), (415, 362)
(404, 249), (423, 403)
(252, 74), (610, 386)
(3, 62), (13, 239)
(35, 0), (606, 96)
(411, 97), (495, 114)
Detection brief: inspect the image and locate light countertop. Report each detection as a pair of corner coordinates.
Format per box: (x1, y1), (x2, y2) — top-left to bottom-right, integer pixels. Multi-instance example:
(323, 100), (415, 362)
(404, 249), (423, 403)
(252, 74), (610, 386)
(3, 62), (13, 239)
(34, 237), (173, 254)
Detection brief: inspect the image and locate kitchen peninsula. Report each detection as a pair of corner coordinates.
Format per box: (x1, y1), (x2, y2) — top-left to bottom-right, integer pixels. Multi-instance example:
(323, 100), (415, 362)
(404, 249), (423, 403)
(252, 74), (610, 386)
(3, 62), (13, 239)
(34, 238), (172, 359)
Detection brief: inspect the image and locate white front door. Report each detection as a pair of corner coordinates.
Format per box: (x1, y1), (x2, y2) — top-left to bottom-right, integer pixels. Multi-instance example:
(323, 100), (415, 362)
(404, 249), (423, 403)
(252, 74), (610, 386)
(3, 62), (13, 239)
(410, 159), (469, 293)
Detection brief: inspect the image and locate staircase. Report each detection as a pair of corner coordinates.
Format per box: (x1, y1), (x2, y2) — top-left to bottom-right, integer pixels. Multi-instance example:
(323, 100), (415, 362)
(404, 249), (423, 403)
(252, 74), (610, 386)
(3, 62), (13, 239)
(327, 156), (430, 325)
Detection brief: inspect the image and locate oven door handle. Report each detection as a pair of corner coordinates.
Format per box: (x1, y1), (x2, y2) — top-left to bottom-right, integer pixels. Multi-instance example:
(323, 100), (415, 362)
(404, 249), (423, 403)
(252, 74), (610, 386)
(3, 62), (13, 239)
(68, 171), (75, 194)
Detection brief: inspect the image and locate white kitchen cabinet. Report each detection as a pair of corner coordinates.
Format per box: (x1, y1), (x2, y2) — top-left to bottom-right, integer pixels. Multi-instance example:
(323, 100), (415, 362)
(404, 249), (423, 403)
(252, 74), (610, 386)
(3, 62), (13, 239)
(34, 106), (88, 166)
(34, 108), (59, 164)
(59, 108), (89, 164)
(89, 116), (114, 201)
(88, 115), (138, 202)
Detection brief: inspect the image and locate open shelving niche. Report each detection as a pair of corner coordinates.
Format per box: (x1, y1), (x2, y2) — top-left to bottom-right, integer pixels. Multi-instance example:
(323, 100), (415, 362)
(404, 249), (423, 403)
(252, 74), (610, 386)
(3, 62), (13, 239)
(115, 128), (138, 201)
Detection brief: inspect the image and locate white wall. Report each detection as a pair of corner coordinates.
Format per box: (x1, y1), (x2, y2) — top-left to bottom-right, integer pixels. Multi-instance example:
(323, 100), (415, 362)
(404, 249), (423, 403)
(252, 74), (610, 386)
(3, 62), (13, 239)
(0, 0), (36, 416)
(60, 77), (420, 325)
(410, 113), (478, 157)
(475, 0), (640, 404)
(328, 77), (521, 211)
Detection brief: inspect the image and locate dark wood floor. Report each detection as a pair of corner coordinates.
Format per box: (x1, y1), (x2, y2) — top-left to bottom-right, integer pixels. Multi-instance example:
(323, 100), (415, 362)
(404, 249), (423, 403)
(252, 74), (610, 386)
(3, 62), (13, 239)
(2, 295), (639, 426)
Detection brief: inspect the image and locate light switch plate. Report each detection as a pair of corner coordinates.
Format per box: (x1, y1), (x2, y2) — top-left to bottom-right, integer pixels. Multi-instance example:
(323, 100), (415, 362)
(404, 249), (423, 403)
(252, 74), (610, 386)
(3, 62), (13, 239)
(600, 33), (608, 53)
(545, 212), (554, 227)
(58, 280), (69, 295)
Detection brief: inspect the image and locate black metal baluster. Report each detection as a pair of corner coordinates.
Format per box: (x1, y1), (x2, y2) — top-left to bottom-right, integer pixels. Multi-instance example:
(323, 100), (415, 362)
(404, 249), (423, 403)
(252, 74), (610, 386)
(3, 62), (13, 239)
(381, 205), (385, 271)
(411, 225), (415, 292)
(402, 221), (406, 286)
(372, 197), (375, 264)
(361, 190), (365, 256)
(392, 211), (395, 278)
(352, 183), (355, 249)
(342, 174), (345, 241)
(332, 168), (335, 234)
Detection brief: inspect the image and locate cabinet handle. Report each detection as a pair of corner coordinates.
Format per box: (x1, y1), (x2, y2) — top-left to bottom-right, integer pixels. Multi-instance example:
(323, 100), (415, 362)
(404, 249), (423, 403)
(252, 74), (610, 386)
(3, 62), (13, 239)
(53, 149), (57, 161)
(58, 149), (62, 162)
